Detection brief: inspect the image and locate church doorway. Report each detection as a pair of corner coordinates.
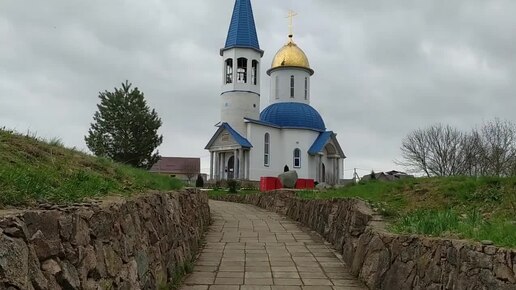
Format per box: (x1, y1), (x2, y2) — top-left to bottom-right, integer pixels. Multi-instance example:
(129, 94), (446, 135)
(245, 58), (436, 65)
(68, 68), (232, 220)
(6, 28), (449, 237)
(321, 163), (326, 183)
(227, 156), (235, 179)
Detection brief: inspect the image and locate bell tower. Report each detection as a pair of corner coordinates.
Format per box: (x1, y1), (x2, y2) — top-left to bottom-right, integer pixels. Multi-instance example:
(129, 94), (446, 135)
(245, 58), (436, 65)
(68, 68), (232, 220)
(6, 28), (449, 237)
(220, 0), (264, 135)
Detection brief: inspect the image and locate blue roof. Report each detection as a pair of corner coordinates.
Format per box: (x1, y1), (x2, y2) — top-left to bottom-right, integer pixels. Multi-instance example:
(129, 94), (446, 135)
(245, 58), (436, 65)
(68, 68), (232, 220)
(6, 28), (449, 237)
(259, 102), (326, 132)
(308, 131), (333, 155)
(222, 123), (252, 148)
(205, 123), (253, 149)
(223, 0), (261, 52)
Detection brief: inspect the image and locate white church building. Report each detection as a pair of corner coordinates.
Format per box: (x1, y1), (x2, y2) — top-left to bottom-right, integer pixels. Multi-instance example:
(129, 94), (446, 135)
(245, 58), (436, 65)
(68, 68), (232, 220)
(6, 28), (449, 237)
(206, 0), (346, 185)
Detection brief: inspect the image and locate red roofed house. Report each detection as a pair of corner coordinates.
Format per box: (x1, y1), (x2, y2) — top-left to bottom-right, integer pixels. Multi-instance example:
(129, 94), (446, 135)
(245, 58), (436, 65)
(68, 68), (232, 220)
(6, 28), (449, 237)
(149, 157), (200, 184)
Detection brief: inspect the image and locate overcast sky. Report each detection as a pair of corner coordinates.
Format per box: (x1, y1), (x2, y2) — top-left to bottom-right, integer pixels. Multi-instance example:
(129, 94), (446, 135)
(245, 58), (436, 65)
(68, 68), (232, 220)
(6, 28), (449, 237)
(1, 0), (515, 178)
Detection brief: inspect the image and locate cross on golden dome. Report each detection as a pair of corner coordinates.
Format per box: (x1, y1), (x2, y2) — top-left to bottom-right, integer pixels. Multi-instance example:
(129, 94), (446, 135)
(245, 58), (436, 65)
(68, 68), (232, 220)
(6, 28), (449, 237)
(287, 10), (298, 38)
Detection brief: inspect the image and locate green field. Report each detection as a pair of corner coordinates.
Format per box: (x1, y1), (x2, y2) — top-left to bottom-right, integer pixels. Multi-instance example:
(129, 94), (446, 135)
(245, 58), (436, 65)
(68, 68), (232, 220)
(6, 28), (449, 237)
(0, 129), (182, 207)
(297, 177), (516, 248)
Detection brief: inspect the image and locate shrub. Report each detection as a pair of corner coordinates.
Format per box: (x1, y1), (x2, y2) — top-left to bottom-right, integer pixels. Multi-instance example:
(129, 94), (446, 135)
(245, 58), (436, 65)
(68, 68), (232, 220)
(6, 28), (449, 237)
(195, 175), (204, 188)
(227, 179), (240, 193)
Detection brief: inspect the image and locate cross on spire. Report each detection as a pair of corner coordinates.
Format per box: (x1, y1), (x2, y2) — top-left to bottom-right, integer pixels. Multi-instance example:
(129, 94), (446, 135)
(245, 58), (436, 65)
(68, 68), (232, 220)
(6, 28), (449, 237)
(287, 10), (298, 38)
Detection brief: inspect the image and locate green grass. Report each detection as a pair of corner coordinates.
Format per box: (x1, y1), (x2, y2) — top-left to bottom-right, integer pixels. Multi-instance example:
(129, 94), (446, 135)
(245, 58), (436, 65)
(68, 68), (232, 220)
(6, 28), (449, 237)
(297, 177), (516, 248)
(0, 128), (182, 207)
(392, 209), (516, 247)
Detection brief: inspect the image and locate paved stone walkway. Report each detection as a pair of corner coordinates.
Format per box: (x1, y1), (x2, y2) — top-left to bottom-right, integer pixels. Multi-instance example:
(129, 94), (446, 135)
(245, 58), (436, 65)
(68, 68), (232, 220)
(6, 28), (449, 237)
(181, 200), (367, 290)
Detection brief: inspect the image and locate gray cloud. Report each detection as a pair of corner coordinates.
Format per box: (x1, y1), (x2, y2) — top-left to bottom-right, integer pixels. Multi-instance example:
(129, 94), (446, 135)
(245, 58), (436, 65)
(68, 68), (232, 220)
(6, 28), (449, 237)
(1, 0), (515, 177)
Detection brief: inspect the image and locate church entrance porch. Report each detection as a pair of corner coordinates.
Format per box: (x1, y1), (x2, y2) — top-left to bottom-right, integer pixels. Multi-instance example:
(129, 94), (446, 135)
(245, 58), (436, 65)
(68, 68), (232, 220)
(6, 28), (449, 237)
(210, 148), (250, 181)
(227, 156), (235, 179)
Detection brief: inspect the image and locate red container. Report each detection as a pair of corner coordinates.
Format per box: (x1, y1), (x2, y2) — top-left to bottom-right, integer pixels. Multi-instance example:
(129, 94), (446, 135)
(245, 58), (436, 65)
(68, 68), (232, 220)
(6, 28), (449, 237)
(276, 178), (283, 189)
(260, 177), (279, 192)
(305, 179), (315, 189)
(295, 179), (306, 189)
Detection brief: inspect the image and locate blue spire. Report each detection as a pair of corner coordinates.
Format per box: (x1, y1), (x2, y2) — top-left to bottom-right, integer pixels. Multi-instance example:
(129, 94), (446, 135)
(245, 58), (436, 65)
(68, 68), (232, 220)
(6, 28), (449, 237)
(223, 0), (262, 55)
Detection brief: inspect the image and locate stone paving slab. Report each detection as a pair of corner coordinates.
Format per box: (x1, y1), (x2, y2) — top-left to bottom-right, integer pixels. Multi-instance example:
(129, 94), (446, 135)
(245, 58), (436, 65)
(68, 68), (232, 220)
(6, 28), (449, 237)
(180, 200), (368, 290)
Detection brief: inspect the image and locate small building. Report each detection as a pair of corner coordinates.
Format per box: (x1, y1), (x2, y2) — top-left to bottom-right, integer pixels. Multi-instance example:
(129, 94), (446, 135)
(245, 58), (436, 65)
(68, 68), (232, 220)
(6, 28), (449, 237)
(149, 157), (200, 184)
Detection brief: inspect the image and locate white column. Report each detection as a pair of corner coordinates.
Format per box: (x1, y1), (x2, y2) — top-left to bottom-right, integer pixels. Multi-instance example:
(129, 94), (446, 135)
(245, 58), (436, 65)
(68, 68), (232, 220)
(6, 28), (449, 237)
(239, 149), (244, 179)
(215, 152), (220, 180)
(334, 158), (337, 184)
(246, 151), (250, 180)
(219, 152), (224, 180)
(233, 149), (238, 179)
(318, 155), (322, 182)
(336, 158), (341, 182)
(209, 151), (214, 180)
(222, 152), (226, 179)
(242, 150), (246, 179)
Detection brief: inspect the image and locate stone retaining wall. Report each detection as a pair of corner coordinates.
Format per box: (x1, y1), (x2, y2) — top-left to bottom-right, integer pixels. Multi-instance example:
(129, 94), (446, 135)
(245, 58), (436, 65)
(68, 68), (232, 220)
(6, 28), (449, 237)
(212, 191), (516, 290)
(0, 190), (210, 290)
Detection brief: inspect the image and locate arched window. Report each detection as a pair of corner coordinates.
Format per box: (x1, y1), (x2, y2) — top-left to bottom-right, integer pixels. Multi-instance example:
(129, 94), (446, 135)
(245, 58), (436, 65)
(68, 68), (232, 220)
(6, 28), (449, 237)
(237, 58), (248, 83)
(252, 60), (258, 85)
(304, 77), (308, 100)
(225, 59), (233, 84)
(264, 133), (270, 166)
(293, 148), (301, 168)
(275, 76), (279, 99)
(290, 75), (295, 98)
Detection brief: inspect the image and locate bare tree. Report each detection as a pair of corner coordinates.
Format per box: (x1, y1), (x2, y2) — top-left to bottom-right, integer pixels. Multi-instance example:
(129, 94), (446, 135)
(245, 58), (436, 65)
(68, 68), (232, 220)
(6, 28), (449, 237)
(399, 128), (431, 177)
(399, 119), (516, 177)
(477, 119), (516, 176)
(399, 124), (466, 177)
(183, 163), (199, 185)
(460, 130), (484, 176)
(424, 124), (465, 176)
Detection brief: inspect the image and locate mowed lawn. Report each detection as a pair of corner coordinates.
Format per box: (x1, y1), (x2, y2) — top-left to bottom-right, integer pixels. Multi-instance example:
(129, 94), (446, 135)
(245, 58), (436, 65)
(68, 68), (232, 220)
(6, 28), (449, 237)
(0, 129), (182, 207)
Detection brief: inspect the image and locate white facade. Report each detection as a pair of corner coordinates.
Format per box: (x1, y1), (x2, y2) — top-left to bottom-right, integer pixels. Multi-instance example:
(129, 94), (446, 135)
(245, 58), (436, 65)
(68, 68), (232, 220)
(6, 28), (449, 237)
(245, 124), (319, 180)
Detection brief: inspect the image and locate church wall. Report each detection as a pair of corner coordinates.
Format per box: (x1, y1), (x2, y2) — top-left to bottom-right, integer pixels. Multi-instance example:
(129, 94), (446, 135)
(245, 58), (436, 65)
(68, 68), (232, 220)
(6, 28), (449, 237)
(246, 124), (321, 181)
(269, 68), (311, 104)
(246, 124), (282, 180)
(280, 129), (320, 179)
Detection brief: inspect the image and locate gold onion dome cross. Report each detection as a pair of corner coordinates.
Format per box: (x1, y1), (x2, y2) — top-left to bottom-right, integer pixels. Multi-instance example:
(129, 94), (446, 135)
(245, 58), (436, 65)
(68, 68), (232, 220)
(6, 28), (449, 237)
(287, 9), (298, 39)
(270, 9), (311, 71)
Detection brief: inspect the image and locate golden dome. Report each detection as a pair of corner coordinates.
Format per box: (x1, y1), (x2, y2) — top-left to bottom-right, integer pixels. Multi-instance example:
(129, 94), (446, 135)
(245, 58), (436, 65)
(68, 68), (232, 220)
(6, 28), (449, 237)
(270, 37), (311, 72)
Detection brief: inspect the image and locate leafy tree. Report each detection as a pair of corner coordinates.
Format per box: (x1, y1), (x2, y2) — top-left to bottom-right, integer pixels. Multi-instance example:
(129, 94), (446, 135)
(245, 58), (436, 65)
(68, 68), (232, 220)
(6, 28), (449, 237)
(85, 81), (163, 169)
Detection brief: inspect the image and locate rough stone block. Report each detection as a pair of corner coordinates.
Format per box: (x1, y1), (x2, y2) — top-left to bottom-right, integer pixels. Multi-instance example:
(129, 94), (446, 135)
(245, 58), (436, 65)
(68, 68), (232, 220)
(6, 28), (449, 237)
(278, 171), (298, 189)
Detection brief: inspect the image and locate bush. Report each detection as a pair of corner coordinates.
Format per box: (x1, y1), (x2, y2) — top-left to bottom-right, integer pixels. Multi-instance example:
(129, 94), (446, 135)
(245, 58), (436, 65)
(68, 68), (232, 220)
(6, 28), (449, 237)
(227, 179), (240, 193)
(195, 175), (204, 188)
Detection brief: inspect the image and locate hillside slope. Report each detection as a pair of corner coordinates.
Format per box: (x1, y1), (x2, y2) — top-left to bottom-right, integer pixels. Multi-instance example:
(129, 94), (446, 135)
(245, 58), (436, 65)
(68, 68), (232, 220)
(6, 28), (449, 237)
(298, 176), (516, 247)
(0, 128), (181, 207)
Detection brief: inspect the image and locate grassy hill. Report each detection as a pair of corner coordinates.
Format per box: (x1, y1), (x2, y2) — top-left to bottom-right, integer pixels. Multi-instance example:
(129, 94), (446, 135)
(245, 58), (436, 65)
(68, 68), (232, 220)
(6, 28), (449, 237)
(0, 128), (182, 207)
(298, 176), (516, 248)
